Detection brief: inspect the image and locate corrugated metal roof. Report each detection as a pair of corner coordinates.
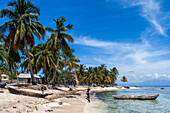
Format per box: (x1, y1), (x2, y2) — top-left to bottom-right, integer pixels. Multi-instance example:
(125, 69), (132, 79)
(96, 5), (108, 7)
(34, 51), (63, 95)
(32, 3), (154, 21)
(1, 74), (8, 77)
(18, 73), (43, 79)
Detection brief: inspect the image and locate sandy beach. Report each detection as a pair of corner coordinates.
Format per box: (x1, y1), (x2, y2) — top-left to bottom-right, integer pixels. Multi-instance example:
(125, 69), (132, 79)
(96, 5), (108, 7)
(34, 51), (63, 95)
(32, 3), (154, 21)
(0, 86), (137, 113)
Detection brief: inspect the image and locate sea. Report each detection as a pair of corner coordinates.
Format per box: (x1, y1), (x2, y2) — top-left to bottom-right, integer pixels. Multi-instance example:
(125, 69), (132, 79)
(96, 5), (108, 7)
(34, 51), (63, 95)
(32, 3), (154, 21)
(94, 87), (170, 113)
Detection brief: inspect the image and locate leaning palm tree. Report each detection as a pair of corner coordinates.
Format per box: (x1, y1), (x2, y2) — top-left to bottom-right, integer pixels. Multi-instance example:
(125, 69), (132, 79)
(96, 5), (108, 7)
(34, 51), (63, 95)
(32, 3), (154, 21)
(46, 17), (74, 84)
(0, 0), (45, 85)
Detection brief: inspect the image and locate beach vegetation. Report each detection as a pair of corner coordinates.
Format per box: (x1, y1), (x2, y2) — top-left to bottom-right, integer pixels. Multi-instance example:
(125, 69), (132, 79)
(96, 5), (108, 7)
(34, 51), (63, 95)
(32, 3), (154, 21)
(0, 0), (119, 86)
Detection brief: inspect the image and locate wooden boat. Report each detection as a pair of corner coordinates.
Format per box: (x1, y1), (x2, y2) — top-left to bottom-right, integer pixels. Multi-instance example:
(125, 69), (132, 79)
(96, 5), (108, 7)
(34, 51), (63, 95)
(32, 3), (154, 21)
(8, 87), (51, 98)
(112, 94), (159, 100)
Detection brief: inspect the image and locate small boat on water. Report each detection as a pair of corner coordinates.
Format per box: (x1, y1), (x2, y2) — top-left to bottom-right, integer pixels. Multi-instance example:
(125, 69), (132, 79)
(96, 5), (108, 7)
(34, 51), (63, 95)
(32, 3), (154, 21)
(112, 94), (159, 100)
(8, 87), (52, 98)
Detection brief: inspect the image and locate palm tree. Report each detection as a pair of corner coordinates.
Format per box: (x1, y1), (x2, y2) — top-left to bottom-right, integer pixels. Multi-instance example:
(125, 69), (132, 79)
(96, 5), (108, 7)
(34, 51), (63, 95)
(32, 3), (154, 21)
(0, 34), (8, 67)
(62, 50), (80, 86)
(34, 44), (56, 84)
(0, 42), (7, 64)
(0, 33), (6, 42)
(93, 67), (100, 86)
(0, 0), (45, 85)
(110, 67), (119, 86)
(101, 68), (110, 86)
(121, 76), (128, 86)
(21, 50), (37, 74)
(46, 17), (74, 84)
(78, 64), (86, 85)
(85, 67), (94, 86)
(7, 47), (20, 83)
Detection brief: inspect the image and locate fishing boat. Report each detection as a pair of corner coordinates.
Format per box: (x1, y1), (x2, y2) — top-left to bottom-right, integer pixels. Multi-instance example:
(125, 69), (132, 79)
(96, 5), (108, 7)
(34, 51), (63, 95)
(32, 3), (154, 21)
(112, 94), (159, 100)
(8, 87), (52, 98)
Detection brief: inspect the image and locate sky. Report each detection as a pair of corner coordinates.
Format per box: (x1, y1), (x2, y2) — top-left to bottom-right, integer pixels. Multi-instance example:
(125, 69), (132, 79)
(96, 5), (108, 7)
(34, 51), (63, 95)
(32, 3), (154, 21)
(0, 0), (170, 84)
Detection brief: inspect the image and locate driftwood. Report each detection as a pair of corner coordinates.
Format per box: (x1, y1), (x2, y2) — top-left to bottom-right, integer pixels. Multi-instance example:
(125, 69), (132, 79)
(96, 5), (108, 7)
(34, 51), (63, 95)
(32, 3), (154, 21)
(45, 89), (81, 100)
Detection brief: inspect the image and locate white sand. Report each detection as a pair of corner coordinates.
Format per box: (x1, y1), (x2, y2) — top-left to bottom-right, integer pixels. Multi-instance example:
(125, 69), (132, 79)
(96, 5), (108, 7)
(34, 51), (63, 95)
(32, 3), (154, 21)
(0, 89), (50, 113)
(0, 86), (138, 113)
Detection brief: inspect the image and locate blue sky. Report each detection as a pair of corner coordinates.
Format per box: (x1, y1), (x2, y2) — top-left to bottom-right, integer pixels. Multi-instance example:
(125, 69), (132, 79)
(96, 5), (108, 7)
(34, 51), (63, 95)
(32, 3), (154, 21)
(1, 0), (170, 84)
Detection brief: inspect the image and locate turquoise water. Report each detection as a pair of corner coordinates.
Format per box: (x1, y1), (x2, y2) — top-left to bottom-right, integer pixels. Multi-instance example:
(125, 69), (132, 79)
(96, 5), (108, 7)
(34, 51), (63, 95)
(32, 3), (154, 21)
(95, 87), (170, 113)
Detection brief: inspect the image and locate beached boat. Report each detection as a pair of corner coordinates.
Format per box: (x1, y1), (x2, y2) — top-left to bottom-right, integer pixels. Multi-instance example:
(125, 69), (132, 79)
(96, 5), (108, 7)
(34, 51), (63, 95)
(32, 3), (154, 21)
(112, 94), (159, 100)
(8, 87), (51, 98)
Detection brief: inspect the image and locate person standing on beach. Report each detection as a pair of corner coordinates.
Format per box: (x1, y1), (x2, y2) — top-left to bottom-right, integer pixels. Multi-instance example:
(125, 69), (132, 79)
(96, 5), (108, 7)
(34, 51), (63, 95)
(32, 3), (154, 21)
(86, 87), (90, 102)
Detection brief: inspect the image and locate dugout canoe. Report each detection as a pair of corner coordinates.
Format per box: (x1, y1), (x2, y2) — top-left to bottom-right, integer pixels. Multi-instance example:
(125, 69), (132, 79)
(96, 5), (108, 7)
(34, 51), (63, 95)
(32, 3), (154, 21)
(112, 94), (159, 100)
(8, 87), (51, 98)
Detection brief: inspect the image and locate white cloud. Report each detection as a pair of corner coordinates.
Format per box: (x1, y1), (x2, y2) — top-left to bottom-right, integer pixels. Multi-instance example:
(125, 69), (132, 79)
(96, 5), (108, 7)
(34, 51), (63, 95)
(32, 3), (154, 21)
(74, 36), (117, 47)
(74, 36), (170, 83)
(73, 0), (170, 84)
(107, 0), (170, 37)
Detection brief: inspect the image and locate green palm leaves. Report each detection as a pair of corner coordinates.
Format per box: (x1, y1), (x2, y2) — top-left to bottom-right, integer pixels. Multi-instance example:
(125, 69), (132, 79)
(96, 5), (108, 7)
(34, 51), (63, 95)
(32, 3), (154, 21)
(121, 76), (128, 83)
(0, 33), (8, 67)
(46, 17), (74, 84)
(0, 0), (119, 86)
(0, 0), (45, 85)
(78, 65), (119, 86)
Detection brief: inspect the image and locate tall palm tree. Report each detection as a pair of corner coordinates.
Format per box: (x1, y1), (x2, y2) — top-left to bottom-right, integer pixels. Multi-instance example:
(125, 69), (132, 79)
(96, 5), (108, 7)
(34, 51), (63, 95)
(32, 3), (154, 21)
(46, 17), (74, 84)
(0, 0), (45, 85)
(110, 67), (119, 86)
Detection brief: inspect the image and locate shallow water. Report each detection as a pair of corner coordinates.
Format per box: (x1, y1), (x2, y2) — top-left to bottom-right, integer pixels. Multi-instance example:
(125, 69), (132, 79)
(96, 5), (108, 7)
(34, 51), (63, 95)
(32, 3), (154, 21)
(95, 87), (170, 113)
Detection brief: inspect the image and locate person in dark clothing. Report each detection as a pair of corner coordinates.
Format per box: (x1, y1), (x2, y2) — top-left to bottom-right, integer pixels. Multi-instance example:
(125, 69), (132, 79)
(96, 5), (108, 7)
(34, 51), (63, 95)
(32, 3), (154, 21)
(86, 87), (90, 102)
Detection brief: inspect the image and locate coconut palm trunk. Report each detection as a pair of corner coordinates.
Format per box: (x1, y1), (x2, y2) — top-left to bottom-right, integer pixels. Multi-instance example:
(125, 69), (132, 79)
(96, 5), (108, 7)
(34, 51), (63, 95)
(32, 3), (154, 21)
(64, 66), (67, 86)
(44, 68), (47, 84)
(50, 43), (60, 84)
(10, 66), (12, 83)
(73, 71), (79, 86)
(24, 37), (36, 85)
(14, 66), (19, 84)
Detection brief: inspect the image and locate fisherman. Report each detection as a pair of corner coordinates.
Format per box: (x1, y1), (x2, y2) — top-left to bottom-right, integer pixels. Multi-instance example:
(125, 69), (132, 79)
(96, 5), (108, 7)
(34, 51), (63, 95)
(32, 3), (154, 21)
(41, 85), (46, 94)
(86, 87), (90, 102)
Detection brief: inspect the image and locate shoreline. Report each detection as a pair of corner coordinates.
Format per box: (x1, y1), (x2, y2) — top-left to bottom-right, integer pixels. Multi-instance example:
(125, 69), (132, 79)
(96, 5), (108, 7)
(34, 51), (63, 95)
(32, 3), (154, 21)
(0, 86), (138, 113)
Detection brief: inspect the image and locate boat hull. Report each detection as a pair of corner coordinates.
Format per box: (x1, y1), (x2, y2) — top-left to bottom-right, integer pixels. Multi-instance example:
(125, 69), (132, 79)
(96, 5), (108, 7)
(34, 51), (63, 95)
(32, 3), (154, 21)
(8, 87), (48, 98)
(112, 94), (159, 100)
